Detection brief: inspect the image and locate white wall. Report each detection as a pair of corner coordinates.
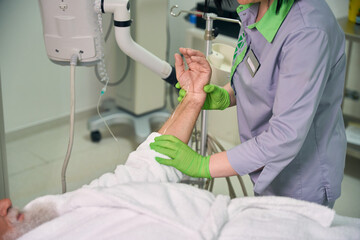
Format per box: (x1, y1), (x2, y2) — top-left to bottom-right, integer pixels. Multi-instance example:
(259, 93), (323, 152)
(0, 0), (198, 133)
(168, 0), (203, 65)
(1, 0), (358, 133)
(0, 0), (125, 133)
(325, 0), (360, 119)
(326, 0), (349, 18)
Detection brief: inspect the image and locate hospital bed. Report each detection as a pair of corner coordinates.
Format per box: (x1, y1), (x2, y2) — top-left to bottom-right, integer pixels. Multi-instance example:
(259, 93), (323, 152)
(18, 133), (360, 240)
(31, 1), (360, 238)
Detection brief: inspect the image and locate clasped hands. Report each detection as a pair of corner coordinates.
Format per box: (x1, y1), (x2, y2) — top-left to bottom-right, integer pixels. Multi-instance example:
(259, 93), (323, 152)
(149, 48), (230, 178)
(174, 48), (230, 110)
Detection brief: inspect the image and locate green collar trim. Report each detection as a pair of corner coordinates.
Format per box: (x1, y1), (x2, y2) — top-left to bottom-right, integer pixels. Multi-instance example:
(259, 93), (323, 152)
(230, 45), (248, 81)
(245, 0), (294, 43)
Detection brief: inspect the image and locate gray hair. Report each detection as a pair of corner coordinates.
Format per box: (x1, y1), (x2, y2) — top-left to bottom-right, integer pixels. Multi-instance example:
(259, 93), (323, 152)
(3, 202), (58, 240)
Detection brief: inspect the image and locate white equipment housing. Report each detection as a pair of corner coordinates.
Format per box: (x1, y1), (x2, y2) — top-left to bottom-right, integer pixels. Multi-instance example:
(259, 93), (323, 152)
(39, 0), (174, 115)
(114, 0), (168, 114)
(38, 0), (174, 192)
(38, 0), (173, 80)
(38, 0), (101, 65)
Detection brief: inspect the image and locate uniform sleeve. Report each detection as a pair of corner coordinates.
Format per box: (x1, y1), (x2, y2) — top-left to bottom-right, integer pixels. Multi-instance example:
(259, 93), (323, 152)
(227, 28), (332, 191)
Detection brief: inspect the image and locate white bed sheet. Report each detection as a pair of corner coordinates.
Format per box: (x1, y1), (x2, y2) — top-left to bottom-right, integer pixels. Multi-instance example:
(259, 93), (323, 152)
(19, 133), (360, 240)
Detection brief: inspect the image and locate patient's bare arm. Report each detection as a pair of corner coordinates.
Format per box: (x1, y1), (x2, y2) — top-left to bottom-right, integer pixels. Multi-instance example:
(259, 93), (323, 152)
(158, 94), (204, 143)
(158, 48), (211, 143)
(156, 48), (238, 178)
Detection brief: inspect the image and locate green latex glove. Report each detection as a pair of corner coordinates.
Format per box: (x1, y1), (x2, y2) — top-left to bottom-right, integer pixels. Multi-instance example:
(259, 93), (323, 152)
(202, 84), (231, 110)
(150, 135), (212, 179)
(176, 82), (230, 110)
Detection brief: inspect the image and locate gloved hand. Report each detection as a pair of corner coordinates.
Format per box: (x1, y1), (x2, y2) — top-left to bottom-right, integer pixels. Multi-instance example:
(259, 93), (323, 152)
(176, 83), (230, 110)
(176, 82), (187, 102)
(150, 135), (212, 179)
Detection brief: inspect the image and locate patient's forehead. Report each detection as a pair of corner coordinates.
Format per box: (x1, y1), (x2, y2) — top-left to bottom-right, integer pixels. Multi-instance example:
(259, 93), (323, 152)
(0, 199), (13, 240)
(0, 199), (11, 209)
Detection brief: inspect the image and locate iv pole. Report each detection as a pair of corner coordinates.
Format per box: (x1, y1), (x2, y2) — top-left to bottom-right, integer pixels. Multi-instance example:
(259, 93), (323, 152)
(170, 5), (241, 157)
(170, 6), (248, 197)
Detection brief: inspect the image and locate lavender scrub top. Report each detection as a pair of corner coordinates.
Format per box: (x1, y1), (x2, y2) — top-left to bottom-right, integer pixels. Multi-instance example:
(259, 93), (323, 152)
(226, 0), (347, 205)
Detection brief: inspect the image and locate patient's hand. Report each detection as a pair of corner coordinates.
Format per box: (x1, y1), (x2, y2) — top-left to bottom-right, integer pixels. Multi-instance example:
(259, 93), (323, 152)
(175, 48), (211, 100)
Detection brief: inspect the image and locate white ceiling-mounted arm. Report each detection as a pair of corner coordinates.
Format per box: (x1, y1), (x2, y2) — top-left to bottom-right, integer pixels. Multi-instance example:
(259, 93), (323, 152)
(95, 0), (176, 83)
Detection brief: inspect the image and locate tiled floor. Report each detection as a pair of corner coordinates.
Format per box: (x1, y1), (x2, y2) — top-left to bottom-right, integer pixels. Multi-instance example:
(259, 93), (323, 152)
(6, 116), (137, 208)
(5, 115), (360, 218)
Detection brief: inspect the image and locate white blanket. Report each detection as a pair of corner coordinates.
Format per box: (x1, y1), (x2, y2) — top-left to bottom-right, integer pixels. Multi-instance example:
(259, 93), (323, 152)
(19, 133), (360, 240)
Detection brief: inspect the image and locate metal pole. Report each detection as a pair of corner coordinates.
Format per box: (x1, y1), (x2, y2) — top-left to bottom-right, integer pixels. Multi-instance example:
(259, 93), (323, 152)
(204, 14), (215, 56)
(342, 40), (352, 109)
(169, 5), (242, 157)
(169, 5), (242, 188)
(0, 70), (9, 199)
(200, 14), (215, 156)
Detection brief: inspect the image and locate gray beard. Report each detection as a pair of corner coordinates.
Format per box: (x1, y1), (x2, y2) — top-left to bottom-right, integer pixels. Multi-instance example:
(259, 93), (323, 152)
(3, 202), (59, 240)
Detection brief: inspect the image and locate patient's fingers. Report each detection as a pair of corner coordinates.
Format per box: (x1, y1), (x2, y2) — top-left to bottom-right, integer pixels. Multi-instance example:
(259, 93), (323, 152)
(179, 48), (205, 58)
(191, 55), (209, 65)
(189, 56), (211, 71)
(174, 53), (185, 80)
(180, 48), (204, 67)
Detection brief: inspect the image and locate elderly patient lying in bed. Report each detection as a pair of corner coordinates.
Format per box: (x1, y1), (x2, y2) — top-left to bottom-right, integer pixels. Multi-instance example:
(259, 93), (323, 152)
(0, 130), (357, 240)
(1, 49), (360, 240)
(2, 131), (360, 240)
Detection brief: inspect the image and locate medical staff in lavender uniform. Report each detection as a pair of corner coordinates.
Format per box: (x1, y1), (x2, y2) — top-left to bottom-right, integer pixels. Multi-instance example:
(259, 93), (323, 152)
(151, 0), (347, 208)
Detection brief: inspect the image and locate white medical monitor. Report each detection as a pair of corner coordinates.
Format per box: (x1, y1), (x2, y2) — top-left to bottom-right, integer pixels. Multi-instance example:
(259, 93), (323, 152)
(38, 0), (101, 65)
